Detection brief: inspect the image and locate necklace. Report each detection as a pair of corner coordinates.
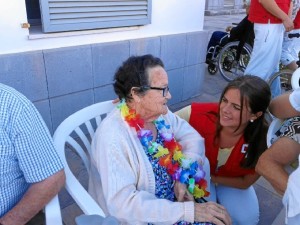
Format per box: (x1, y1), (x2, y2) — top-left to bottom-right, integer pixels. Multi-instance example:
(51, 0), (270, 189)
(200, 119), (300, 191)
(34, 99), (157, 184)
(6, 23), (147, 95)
(118, 99), (209, 199)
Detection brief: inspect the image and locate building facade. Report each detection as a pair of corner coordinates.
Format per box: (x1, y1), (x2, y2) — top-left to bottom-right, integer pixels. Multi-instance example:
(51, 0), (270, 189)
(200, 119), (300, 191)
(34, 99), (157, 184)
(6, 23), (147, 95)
(0, 0), (208, 133)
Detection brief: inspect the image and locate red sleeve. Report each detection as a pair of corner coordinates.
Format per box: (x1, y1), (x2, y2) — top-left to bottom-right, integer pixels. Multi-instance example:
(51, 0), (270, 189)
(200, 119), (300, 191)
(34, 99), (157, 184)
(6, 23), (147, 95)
(189, 102), (218, 138)
(294, 10), (300, 29)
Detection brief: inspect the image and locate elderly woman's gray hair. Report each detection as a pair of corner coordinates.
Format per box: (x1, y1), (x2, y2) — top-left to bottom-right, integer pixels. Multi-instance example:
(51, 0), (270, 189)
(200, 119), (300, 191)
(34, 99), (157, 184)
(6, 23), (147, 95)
(113, 55), (164, 101)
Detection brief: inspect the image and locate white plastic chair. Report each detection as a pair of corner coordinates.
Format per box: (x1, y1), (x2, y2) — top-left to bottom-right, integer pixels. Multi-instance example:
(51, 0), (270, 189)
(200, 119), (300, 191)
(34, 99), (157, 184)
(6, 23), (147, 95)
(291, 67), (300, 90)
(45, 195), (63, 225)
(53, 100), (115, 221)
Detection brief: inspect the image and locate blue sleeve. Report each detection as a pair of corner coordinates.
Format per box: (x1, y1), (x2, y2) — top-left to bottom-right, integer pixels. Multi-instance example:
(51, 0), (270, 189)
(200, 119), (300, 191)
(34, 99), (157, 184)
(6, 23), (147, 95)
(13, 100), (63, 183)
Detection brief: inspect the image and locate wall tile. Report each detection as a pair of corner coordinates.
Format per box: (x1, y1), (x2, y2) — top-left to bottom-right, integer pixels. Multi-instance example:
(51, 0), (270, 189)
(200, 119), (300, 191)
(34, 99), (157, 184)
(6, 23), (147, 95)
(44, 45), (93, 98)
(50, 90), (94, 131)
(94, 85), (117, 103)
(186, 31), (209, 65)
(92, 41), (130, 87)
(161, 34), (187, 70)
(0, 51), (48, 102)
(130, 37), (161, 57)
(182, 64), (205, 100)
(0, 32), (207, 131)
(167, 68), (184, 105)
(34, 99), (53, 134)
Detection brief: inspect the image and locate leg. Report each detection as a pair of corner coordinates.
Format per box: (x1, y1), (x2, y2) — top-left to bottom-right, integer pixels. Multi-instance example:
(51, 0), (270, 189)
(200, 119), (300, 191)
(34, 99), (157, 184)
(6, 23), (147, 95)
(207, 181), (217, 202)
(287, 215), (300, 225)
(286, 61), (298, 71)
(270, 76), (281, 98)
(215, 185), (259, 225)
(245, 23), (284, 80)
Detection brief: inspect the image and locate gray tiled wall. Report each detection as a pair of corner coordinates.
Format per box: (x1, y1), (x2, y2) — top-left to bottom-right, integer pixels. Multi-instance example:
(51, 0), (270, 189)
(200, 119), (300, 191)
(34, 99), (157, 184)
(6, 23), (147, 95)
(0, 31), (208, 133)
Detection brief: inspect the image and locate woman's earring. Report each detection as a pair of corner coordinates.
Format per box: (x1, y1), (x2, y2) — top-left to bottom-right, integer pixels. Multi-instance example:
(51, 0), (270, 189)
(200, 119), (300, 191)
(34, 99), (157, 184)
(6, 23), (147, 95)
(250, 119), (254, 123)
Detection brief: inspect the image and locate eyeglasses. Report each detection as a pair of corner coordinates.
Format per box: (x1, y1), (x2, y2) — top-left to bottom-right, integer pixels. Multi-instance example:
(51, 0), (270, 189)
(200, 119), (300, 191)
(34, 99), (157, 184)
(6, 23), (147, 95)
(142, 86), (170, 97)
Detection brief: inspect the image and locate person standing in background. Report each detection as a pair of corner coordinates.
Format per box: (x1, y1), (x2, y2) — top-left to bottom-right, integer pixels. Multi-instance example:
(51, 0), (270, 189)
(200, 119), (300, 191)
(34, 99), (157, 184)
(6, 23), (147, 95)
(244, 0), (293, 98)
(281, 1), (300, 71)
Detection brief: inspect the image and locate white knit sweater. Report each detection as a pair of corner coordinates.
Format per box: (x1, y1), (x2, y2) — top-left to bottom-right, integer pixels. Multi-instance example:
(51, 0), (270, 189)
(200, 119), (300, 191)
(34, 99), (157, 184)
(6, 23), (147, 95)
(89, 108), (207, 225)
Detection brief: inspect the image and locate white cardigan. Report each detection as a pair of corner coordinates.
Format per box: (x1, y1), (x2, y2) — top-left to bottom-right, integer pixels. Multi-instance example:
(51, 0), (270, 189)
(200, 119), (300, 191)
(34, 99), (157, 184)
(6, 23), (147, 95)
(89, 108), (208, 225)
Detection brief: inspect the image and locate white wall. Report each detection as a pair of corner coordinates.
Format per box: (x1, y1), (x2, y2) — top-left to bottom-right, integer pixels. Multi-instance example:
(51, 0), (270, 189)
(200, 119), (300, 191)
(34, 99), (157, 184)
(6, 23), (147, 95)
(0, 0), (205, 55)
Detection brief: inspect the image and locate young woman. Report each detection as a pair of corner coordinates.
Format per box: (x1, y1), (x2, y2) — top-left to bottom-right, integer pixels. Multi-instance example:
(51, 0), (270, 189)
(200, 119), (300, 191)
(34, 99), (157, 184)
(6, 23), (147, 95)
(189, 75), (271, 225)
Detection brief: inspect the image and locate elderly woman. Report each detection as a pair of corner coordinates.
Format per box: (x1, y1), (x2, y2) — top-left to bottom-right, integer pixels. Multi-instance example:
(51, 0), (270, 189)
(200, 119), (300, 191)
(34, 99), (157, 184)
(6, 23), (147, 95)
(89, 55), (231, 225)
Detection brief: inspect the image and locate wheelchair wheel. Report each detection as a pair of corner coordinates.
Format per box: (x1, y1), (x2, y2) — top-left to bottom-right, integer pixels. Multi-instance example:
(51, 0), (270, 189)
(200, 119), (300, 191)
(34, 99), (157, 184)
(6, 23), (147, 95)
(267, 69), (293, 95)
(266, 69), (293, 120)
(217, 41), (252, 82)
(207, 64), (218, 75)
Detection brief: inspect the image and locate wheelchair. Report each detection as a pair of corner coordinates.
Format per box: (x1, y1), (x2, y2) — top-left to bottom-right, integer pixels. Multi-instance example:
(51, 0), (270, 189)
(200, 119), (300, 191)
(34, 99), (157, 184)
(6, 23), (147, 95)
(267, 33), (300, 96)
(206, 32), (252, 82)
(267, 69), (294, 96)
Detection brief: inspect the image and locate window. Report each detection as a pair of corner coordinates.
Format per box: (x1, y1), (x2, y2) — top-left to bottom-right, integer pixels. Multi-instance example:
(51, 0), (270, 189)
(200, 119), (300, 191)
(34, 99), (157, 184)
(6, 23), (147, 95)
(25, 0), (42, 25)
(25, 0), (152, 33)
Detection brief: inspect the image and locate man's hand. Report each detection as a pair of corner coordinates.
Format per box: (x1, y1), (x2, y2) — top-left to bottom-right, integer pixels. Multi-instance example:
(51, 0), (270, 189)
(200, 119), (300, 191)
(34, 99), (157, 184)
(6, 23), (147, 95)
(225, 26), (233, 32)
(282, 16), (294, 32)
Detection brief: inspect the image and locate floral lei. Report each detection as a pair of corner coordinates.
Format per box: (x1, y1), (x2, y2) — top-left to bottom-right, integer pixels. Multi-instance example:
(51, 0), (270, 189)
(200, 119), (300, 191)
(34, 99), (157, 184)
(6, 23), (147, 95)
(118, 99), (209, 199)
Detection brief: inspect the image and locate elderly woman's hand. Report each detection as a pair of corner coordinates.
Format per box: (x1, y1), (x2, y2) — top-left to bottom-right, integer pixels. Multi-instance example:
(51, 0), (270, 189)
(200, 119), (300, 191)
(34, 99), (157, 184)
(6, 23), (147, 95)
(174, 181), (194, 202)
(194, 202), (232, 225)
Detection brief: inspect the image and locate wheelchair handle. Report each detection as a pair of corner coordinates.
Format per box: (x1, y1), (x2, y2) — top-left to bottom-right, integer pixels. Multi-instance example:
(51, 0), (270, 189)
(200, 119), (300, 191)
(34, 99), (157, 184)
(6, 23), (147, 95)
(288, 33), (300, 38)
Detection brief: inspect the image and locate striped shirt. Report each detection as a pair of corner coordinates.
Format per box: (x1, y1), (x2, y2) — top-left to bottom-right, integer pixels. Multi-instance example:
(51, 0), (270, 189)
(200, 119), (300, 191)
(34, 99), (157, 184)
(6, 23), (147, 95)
(0, 84), (63, 217)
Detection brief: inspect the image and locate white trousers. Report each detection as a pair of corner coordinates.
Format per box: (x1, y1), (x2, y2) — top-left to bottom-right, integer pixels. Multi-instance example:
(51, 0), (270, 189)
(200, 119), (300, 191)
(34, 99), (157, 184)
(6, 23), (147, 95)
(281, 29), (300, 66)
(244, 23), (285, 98)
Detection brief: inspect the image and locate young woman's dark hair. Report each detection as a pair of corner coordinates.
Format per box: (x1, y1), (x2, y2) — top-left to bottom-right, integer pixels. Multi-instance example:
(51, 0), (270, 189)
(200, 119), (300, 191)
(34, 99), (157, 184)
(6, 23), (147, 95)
(215, 75), (271, 168)
(113, 54), (164, 101)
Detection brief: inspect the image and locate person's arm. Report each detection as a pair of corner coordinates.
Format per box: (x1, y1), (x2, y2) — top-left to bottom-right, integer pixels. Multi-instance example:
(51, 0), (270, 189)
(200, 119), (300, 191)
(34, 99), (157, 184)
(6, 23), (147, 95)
(256, 137), (300, 195)
(259, 0), (294, 31)
(211, 172), (260, 189)
(0, 170), (65, 225)
(288, 1), (293, 18)
(269, 91), (300, 118)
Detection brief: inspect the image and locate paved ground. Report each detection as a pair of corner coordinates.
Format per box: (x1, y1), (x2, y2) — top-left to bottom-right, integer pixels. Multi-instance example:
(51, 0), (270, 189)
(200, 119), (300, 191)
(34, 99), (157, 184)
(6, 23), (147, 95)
(59, 13), (287, 225)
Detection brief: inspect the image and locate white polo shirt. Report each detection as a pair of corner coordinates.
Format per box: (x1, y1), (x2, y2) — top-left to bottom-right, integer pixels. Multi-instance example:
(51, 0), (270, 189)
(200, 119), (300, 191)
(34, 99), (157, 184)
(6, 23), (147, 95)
(289, 88), (300, 111)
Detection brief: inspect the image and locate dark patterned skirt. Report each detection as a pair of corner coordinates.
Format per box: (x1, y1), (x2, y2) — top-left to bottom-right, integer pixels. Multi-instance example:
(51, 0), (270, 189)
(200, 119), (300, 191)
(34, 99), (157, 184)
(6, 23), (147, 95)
(271, 117), (300, 145)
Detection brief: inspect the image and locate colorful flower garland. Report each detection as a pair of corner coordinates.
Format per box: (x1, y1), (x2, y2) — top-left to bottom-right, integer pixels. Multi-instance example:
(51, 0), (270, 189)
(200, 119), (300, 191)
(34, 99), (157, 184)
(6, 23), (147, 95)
(118, 99), (209, 199)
